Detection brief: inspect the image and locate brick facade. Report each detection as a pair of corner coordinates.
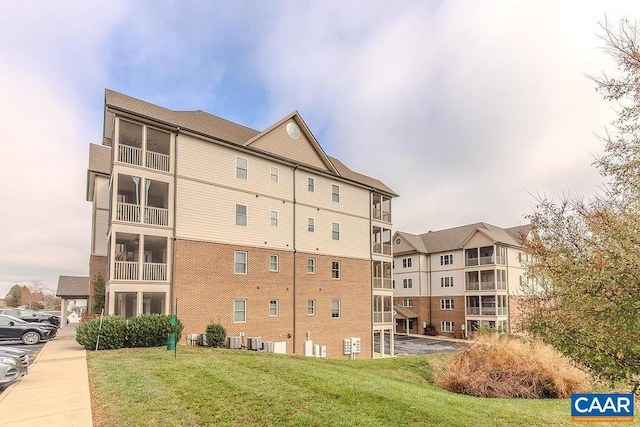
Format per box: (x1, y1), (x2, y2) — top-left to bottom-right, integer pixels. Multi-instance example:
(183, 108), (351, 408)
(174, 239), (372, 359)
(394, 295), (465, 339)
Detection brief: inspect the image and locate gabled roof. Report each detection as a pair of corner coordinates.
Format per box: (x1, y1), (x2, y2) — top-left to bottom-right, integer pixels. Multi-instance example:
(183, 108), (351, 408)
(56, 276), (90, 298)
(86, 144), (111, 201)
(103, 89), (397, 197)
(394, 305), (418, 320)
(395, 222), (530, 255)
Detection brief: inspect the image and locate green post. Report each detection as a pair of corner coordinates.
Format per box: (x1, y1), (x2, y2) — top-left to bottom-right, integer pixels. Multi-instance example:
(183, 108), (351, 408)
(167, 314), (177, 351)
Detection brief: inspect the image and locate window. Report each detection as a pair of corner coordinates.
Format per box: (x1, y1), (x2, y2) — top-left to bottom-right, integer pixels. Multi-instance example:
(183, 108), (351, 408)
(307, 258), (316, 274)
(233, 299), (246, 322)
(403, 278), (413, 289)
(307, 299), (316, 315)
(441, 321), (454, 332)
(269, 300), (278, 317)
(440, 254), (454, 265)
(332, 184), (340, 202)
(403, 299), (413, 307)
(331, 300), (341, 318)
(236, 157), (247, 180)
(441, 299), (454, 310)
(269, 254), (278, 272)
(331, 261), (340, 279)
(402, 258), (412, 268)
(234, 251), (247, 274)
(235, 204), (247, 226)
(270, 210), (278, 227)
(307, 218), (314, 232)
(332, 223), (340, 240)
(307, 177), (315, 192)
(270, 166), (279, 183)
(441, 277), (453, 287)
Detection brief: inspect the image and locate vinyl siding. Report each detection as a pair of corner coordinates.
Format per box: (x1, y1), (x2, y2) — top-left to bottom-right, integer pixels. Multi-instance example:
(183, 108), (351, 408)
(95, 176), (110, 209)
(94, 209), (109, 256)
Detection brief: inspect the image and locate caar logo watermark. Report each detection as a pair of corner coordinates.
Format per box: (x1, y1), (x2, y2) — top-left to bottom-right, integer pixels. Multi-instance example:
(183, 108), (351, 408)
(571, 393), (634, 423)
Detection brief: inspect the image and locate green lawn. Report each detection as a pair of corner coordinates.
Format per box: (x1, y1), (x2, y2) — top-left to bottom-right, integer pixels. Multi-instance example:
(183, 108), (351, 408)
(87, 346), (615, 426)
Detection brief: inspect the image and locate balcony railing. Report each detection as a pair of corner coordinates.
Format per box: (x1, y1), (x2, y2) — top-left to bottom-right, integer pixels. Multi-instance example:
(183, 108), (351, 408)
(143, 263), (167, 281)
(145, 206), (169, 226)
(373, 278), (393, 289)
(497, 307), (508, 315)
(466, 306), (507, 316)
(480, 255), (495, 265)
(481, 281), (495, 291)
(466, 281), (479, 291)
(466, 307), (480, 315)
(117, 202), (140, 223)
(481, 307), (496, 315)
(373, 312), (393, 323)
(119, 145), (142, 166)
(465, 258), (478, 266)
(372, 243), (392, 256)
(497, 281), (507, 290)
(372, 209), (391, 222)
(114, 261), (139, 280)
(146, 151), (170, 172)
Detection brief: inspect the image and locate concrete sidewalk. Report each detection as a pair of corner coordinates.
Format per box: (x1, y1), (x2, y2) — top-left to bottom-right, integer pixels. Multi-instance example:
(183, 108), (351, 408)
(0, 324), (92, 426)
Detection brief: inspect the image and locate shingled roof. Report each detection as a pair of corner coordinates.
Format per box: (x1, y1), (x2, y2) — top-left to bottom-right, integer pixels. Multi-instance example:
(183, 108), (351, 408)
(104, 89), (397, 197)
(397, 222), (531, 255)
(56, 276), (90, 298)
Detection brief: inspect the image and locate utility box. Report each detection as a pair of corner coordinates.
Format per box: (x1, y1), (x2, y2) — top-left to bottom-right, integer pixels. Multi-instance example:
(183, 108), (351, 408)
(247, 337), (262, 350)
(227, 336), (242, 349)
(320, 346), (327, 358)
(262, 341), (274, 352)
(304, 340), (314, 356)
(186, 334), (199, 346)
(273, 341), (287, 354)
(313, 344), (320, 357)
(343, 337), (361, 355)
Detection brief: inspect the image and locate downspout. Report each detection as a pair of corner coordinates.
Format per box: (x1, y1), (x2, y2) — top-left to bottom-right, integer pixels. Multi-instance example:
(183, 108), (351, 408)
(171, 128), (180, 317)
(292, 164), (298, 354)
(368, 191), (374, 356)
(428, 254), (432, 326)
(505, 246), (511, 334)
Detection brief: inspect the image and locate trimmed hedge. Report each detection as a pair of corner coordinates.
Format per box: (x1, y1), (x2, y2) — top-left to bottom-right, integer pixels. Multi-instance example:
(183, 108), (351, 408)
(76, 316), (127, 350)
(128, 314), (184, 347)
(205, 323), (227, 348)
(75, 314), (183, 351)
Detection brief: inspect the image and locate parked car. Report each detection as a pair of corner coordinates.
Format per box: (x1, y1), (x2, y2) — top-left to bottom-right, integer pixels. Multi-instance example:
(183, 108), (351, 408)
(0, 361), (21, 387)
(0, 309), (60, 327)
(0, 315), (57, 345)
(0, 346), (30, 374)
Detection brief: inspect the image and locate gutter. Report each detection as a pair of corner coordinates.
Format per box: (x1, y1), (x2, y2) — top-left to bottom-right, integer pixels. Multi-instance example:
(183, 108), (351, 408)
(171, 127), (180, 318)
(292, 164), (298, 353)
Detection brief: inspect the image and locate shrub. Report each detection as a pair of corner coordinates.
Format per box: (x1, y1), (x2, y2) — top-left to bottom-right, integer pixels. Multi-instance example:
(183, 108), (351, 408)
(435, 333), (591, 398)
(424, 323), (437, 336)
(76, 316), (127, 350)
(205, 323), (226, 348)
(127, 314), (184, 347)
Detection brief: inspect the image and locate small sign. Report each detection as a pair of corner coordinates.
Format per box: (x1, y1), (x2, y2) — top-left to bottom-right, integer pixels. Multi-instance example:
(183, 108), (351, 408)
(571, 393), (634, 423)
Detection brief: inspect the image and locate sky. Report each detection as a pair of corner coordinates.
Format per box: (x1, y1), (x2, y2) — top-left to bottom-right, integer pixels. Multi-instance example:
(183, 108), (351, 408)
(0, 0), (638, 296)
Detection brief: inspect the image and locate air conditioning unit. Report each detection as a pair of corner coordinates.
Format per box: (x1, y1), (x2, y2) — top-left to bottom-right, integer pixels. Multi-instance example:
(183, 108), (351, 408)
(262, 341), (274, 352)
(247, 337), (262, 350)
(186, 334), (199, 346)
(227, 336), (242, 349)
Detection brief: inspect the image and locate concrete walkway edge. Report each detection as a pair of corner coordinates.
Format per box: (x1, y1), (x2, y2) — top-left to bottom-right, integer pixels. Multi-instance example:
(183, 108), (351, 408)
(0, 324), (92, 426)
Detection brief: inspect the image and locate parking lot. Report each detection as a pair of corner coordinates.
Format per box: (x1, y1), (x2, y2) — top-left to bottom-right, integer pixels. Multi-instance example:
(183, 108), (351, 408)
(0, 341), (46, 394)
(375, 334), (466, 355)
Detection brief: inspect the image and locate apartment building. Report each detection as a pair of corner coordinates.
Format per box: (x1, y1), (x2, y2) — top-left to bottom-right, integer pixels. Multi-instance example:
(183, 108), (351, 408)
(86, 89), (397, 359)
(392, 222), (530, 338)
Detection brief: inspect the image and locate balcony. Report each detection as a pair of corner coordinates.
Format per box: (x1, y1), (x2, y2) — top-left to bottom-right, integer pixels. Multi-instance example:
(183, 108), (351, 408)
(146, 150), (170, 172)
(373, 312), (393, 323)
(373, 277), (393, 289)
(143, 262), (167, 281)
(466, 258), (478, 266)
(117, 202), (140, 223)
(372, 242), (392, 256)
(145, 206), (168, 226)
(114, 261), (139, 280)
(481, 280), (496, 291)
(119, 145), (142, 167)
(466, 281), (479, 291)
(372, 208), (391, 223)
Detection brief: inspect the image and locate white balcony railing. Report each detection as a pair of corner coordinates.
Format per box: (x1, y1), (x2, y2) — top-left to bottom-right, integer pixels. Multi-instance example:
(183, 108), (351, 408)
(143, 263), (167, 281)
(481, 281), (495, 291)
(118, 145), (142, 166)
(114, 261), (139, 280)
(146, 151), (170, 172)
(373, 278), (393, 289)
(117, 202), (140, 223)
(373, 243), (392, 255)
(480, 255), (495, 265)
(465, 258), (479, 266)
(145, 206), (168, 226)
(466, 307), (480, 315)
(383, 278), (392, 289)
(466, 282), (479, 291)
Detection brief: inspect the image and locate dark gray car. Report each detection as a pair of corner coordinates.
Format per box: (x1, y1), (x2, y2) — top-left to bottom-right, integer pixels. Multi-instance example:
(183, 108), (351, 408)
(0, 309), (60, 327)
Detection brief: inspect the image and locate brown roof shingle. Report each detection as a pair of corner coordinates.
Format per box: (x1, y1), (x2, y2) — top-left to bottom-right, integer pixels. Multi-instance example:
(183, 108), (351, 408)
(56, 276), (90, 298)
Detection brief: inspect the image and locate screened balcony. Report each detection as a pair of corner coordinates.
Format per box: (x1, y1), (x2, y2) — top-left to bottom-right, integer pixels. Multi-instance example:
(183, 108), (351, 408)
(372, 193), (391, 223)
(373, 295), (393, 323)
(373, 261), (392, 289)
(113, 233), (167, 281)
(116, 175), (169, 226)
(118, 120), (171, 172)
(372, 226), (392, 256)
(465, 295), (508, 316)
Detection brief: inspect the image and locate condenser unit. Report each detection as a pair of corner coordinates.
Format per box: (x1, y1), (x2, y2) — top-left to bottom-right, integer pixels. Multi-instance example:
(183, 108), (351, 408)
(262, 341), (274, 352)
(247, 337), (262, 350)
(227, 336), (242, 349)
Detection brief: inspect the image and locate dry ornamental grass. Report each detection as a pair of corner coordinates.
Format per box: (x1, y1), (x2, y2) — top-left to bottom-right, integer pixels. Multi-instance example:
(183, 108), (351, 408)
(435, 333), (591, 398)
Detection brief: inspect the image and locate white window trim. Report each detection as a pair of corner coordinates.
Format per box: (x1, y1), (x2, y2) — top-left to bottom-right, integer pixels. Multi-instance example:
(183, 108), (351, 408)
(308, 177), (315, 192)
(235, 204), (247, 227)
(270, 166), (279, 183)
(233, 299), (247, 323)
(307, 258), (316, 274)
(236, 156), (248, 180)
(307, 217), (315, 232)
(270, 210), (278, 227)
(332, 184), (340, 203)
(269, 254), (278, 272)
(269, 299), (278, 317)
(441, 321), (454, 333)
(307, 299), (316, 316)
(332, 222), (340, 241)
(441, 299), (454, 310)
(331, 299), (341, 318)
(331, 260), (341, 280)
(234, 251), (247, 275)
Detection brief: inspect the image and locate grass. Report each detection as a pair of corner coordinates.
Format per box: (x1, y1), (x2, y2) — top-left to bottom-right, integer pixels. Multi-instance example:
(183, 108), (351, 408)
(87, 346), (622, 427)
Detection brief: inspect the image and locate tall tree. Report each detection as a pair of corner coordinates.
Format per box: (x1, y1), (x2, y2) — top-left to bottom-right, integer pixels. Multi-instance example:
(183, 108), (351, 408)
(4, 284), (25, 307)
(92, 274), (106, 313)
(521, 18), (640, 392)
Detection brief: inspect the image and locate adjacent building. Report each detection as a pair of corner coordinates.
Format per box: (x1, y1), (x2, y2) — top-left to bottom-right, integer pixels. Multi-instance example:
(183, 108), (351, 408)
(392, 222), (530, 338)
(86, 89), (397, 358)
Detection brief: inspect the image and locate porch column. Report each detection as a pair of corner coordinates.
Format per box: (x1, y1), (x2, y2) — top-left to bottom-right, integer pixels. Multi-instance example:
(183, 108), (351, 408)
(61, 298), (68, 328)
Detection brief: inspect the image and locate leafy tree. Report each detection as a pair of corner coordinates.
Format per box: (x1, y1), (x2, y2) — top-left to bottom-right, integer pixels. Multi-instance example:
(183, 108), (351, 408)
(521, 18), (640, 393)
(4, 284), (24, 307)
(92, 274), (105, 313)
